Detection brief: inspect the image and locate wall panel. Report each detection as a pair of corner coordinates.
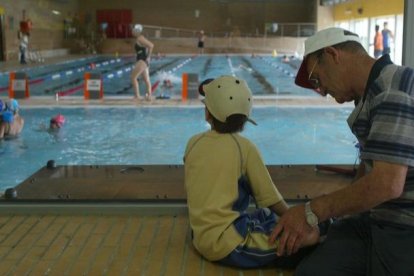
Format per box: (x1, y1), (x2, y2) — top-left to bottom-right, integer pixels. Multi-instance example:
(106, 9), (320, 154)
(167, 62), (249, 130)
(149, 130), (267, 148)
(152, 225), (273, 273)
(334, 0), (404, 21)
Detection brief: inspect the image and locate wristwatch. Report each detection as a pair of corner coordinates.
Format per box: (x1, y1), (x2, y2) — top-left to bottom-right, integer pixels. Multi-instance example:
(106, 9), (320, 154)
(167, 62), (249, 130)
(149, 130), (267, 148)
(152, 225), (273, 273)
(305, 201), (319, 227)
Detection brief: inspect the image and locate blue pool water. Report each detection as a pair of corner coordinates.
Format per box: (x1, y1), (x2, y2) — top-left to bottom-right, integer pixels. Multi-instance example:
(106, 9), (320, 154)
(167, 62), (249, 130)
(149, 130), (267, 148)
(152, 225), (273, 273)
(0, 55), (313, 97)
(0, 106), (358, 191)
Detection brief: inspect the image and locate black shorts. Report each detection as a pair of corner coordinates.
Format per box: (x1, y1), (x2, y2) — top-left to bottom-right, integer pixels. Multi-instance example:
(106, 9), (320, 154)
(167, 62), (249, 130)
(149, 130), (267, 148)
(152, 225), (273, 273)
(198, 41), (204, 48)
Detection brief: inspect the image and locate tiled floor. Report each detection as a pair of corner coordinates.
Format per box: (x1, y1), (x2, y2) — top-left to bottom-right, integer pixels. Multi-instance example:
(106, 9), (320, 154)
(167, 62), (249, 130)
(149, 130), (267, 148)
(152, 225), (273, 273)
(0, 214), (293, 275)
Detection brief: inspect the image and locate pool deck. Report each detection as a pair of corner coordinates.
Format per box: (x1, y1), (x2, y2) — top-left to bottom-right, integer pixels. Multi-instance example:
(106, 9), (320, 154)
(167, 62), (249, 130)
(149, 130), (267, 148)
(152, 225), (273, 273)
(0, 213), (297, 275)
(16, 95), (347, 107)
(0, 164), (354, 275)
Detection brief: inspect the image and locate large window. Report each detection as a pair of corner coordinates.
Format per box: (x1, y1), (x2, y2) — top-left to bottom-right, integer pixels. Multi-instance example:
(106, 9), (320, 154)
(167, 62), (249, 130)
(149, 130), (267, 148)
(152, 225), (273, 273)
(336, 14), (403, 65)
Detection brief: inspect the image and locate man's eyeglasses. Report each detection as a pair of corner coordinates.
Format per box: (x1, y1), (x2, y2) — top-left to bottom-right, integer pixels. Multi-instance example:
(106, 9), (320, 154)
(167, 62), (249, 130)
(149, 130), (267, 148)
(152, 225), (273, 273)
(308, 53), (323, 90)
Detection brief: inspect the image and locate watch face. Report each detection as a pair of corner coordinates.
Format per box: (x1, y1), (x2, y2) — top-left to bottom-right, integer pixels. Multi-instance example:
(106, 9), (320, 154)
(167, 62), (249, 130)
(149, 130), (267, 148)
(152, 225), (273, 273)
(307, 214), (318, 227)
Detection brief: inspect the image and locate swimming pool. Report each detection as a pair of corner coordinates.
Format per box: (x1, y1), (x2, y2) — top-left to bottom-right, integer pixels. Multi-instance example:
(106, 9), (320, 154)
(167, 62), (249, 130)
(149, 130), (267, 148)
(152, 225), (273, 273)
(0, 55), (313, 98)
(0, 106), (357, 191)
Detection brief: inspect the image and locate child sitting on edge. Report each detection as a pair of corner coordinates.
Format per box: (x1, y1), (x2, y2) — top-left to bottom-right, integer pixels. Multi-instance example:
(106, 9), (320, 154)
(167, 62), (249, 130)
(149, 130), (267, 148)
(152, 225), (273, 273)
(183, 75), (320, 268)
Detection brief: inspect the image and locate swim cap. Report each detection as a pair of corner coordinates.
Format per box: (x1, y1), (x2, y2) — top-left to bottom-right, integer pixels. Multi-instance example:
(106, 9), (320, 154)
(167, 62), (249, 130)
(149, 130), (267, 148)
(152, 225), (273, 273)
(132, 24), (143, 34)
(2, 111), (14, 123)
(6, 99), (19, 113)
(51, 114), (65, 128)
(199, 75), (257, 125)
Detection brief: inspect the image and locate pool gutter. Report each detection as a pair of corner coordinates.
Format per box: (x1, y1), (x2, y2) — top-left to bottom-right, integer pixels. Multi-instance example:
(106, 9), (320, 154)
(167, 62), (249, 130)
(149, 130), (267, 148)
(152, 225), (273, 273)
(0, 201), (189, 215)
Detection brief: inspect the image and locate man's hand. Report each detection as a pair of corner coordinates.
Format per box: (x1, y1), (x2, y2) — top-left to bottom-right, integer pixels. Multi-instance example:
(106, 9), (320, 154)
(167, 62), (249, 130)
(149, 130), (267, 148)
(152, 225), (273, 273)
(269, 204), (316, 256)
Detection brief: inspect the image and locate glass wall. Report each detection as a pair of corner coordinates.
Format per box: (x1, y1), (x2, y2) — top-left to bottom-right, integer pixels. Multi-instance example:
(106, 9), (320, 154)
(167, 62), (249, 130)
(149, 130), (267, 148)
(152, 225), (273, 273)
(336, 13), (403, 65)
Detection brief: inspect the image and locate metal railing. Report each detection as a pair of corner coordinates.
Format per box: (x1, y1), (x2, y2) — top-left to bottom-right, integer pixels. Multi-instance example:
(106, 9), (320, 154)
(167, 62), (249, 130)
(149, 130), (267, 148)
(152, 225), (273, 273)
(90, 22), (316, 39)
(142, 23), (316, 38)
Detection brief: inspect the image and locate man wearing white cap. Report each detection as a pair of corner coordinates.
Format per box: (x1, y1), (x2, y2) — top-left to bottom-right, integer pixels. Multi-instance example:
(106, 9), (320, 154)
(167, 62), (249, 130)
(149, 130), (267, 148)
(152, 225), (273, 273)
(269, 27), (414, 275)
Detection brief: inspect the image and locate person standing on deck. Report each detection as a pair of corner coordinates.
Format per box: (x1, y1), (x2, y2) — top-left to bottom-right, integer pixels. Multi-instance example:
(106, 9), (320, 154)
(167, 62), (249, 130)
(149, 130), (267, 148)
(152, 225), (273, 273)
(382, 21), (394, 56)
(197, 30), (206, 55)
(130, 24), (154, 100)
(269, 27), (414, 275)
(19, 31), (29, 65)
(373, 24), (383, 59)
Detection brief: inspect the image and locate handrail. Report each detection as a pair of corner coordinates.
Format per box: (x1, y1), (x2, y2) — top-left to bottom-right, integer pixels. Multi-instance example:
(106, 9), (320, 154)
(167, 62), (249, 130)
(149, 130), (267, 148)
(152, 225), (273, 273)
(64, 22), (316, 42)
(140, 23), (317, 39)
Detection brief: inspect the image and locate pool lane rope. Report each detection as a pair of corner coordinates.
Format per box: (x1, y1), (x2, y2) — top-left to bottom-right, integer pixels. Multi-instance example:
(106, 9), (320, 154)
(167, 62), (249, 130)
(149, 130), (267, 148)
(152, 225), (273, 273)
(226, 56), (236, 77)
(260, 56), (296, 78)
(0, 58), (123, 94)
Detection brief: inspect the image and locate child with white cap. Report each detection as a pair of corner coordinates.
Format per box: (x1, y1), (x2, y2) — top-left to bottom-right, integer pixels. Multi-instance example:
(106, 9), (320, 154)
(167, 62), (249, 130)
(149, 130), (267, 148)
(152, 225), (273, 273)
(183, 75), (320, 268)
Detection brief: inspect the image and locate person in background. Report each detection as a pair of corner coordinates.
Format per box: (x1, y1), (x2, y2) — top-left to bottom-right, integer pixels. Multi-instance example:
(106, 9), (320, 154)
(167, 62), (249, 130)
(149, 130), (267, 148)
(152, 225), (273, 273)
(197, 30), (206, 55)
(269, 27), (414, 275)
(0, 99), (24, 139)
(373, 24), (383, 59)
(184, 75), (321, 269)
(382, 21), (394, 56)
(19, 31), (29, 65)
(282, 55), (290, 63)
(130, 24), (154, 100)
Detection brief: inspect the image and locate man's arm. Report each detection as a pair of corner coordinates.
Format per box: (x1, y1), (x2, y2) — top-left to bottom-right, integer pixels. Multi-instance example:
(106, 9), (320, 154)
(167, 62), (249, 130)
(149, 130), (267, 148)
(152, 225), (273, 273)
(269, 160), (407, 256)
(313, 160), (406, 220)
(354, 162), (365, 180)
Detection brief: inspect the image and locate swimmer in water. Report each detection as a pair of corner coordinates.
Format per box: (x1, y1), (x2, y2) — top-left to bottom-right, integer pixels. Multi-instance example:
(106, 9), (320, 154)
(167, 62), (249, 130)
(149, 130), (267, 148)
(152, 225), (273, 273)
(37, 114), (66, 133)
(50, 114), (66, 130)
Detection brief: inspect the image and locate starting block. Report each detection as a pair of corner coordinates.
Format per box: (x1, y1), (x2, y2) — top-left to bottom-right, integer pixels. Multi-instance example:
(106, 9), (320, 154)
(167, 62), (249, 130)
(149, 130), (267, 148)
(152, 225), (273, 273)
(84, 73), (103, 99)
(9, 72), (30, 99)
(182, 73), (199, 100)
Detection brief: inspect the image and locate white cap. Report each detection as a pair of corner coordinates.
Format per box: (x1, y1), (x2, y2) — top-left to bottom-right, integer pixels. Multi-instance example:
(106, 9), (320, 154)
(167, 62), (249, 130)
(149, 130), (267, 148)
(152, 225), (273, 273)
(200, 75), (256, 125)
(295, 27), (361, 89)
(132, 24), (143, 34)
